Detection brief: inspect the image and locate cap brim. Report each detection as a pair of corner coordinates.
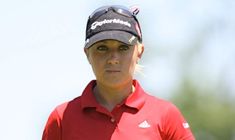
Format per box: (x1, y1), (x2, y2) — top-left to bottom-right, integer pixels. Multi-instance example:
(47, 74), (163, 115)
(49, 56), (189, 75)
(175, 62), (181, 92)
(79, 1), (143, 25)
(85, 30), (138, 48)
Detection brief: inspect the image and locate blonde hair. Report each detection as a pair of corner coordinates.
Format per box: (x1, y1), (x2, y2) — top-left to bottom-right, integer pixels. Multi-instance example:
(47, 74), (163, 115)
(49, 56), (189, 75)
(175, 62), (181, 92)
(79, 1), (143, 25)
(134, 41), (145, 76)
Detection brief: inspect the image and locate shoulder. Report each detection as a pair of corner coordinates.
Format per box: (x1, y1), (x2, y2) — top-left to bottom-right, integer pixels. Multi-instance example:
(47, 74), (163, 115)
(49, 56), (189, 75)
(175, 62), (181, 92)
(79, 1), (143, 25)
(144, 93), (177, 111)
(143, 93), (195, 139)
(141, 92), (184, 120)
(53, 96), (82, 119)
(134, 80), (177, 112)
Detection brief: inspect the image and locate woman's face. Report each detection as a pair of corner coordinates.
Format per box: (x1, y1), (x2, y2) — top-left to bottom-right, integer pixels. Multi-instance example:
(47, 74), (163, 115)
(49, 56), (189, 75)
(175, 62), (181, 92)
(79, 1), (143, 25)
(85, 40), (143, 88)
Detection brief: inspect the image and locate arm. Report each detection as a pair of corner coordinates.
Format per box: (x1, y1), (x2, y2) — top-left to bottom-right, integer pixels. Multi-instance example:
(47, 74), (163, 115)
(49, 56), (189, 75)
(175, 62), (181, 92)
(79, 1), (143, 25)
(42, 109), (62, 140)
(163, 103), (195, 140)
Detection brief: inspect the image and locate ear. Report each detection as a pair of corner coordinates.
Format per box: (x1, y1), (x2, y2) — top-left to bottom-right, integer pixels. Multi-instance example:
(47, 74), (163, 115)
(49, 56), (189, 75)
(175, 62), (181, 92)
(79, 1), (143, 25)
(137, 43), (144, 59)
(84, 48), (91, 64)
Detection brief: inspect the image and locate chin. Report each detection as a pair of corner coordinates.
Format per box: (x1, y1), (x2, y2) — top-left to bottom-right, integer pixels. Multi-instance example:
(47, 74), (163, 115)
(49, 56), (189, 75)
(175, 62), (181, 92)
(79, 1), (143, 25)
(100, 77), (132, 88)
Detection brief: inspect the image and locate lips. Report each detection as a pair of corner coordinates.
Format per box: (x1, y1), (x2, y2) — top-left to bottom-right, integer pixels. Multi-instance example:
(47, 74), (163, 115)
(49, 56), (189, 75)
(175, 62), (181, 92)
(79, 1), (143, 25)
(105, 69), (121, 73)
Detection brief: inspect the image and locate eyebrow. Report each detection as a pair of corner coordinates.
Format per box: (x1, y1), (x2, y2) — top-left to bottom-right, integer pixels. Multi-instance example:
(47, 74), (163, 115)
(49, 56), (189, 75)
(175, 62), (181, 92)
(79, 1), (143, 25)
(99, 40), (108, 44)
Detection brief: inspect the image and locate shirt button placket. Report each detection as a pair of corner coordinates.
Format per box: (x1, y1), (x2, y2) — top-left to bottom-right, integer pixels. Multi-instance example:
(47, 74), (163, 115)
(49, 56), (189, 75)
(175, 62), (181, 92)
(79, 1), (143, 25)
(110, 117), (115, 123)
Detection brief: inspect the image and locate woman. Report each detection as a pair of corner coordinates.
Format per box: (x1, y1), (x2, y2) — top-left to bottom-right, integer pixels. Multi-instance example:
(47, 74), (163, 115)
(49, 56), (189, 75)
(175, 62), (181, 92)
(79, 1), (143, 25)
(42, 5), (195, 140)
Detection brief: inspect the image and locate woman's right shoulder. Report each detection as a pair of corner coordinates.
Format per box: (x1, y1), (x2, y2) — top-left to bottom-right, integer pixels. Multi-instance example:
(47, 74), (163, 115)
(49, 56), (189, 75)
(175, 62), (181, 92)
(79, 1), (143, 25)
(53, 96), (83, 118)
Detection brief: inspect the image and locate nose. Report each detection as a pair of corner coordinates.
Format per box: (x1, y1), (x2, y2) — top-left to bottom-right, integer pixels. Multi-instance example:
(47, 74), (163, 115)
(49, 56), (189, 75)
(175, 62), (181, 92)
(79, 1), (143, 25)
(107, 51), (119, 65)
(107, 59), (119, 65)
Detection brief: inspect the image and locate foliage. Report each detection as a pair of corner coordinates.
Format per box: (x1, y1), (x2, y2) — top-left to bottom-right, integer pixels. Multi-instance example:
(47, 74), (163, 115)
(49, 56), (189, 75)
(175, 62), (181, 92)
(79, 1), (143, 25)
(171, 78), (235, 140)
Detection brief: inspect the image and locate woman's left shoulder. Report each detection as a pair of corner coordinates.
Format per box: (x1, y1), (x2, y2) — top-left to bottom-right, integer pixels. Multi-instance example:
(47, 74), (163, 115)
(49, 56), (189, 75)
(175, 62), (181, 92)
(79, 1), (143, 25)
(144, 93), (178, 111)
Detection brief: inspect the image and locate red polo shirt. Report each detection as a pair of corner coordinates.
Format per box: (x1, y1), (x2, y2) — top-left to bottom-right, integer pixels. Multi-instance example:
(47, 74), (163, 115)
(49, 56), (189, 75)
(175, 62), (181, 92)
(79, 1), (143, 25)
(42, 80), (195, 140)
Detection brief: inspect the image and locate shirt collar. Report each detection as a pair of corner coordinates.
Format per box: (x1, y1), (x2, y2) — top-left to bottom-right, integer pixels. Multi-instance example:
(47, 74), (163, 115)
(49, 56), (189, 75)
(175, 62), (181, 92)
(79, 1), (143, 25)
(80, 80), (99, 109)
(81, 80), (146, 110)
(124, 80), (146, 110)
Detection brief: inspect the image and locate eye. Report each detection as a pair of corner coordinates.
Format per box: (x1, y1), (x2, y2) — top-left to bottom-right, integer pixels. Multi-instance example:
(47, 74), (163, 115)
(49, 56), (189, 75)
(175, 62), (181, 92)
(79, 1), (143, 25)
(96, 45), (108, 51)
(119, 45), (130, 51)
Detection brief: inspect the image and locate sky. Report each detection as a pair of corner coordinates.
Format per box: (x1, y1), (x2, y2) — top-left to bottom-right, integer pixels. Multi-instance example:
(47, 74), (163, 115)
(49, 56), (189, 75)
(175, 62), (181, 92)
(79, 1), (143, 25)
(0, 0), (234, 139)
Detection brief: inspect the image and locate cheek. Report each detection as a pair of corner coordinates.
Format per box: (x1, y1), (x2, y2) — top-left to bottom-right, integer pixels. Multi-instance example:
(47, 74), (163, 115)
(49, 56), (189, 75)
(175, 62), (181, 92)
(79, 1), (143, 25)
(89, 56), (104, 74)
(90, 62), (101, 78)
(90, 58), (100, 70)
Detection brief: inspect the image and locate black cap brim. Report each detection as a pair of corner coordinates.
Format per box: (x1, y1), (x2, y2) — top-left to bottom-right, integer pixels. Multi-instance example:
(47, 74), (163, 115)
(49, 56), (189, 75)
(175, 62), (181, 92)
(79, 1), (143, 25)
(84, 30), (138, 48)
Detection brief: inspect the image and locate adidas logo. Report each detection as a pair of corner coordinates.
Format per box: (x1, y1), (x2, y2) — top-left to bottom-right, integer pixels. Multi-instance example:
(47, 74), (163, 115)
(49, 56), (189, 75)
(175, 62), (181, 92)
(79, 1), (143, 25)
(138, 120), (151, 128)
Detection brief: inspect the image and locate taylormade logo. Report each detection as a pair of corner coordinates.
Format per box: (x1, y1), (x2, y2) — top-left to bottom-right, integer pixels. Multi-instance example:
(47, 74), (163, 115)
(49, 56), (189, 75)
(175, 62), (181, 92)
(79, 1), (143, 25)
(91, 19), (131, 30)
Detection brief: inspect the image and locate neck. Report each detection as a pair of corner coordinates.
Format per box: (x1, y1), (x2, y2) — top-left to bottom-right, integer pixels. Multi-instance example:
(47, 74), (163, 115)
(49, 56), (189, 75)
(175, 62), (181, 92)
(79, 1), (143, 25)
(93, 81), (134, 111)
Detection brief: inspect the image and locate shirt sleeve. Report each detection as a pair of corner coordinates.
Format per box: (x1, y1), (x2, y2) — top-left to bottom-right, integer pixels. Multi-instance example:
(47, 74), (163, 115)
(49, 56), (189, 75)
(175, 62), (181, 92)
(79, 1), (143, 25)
(42, 109), (62, 140)
(162, 103), (195, 140)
